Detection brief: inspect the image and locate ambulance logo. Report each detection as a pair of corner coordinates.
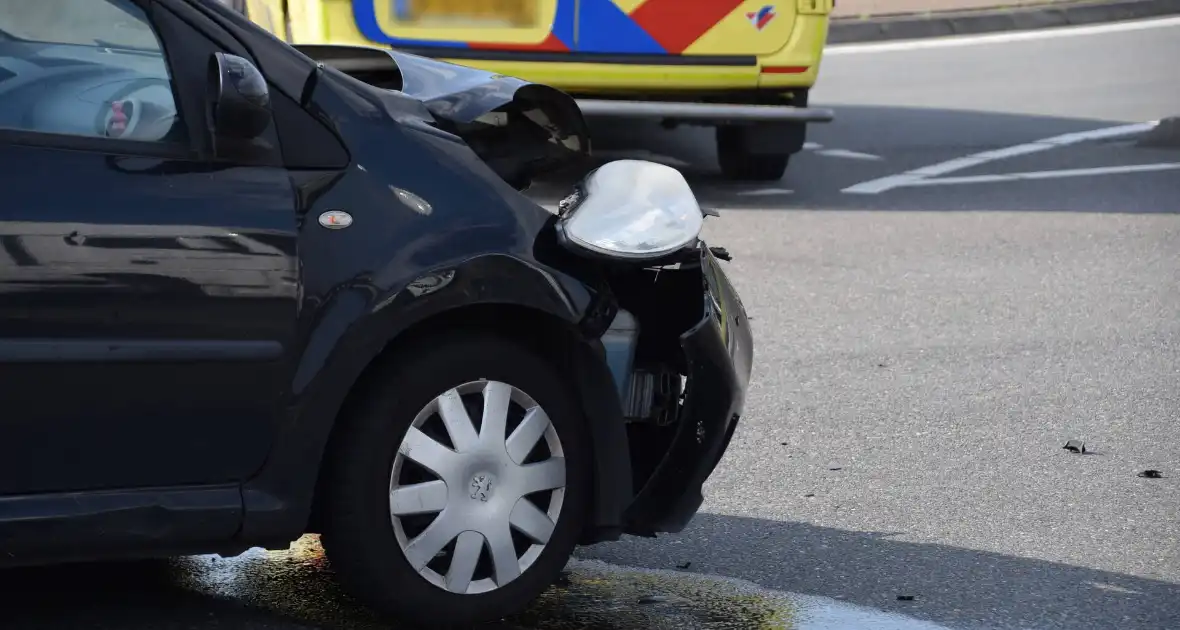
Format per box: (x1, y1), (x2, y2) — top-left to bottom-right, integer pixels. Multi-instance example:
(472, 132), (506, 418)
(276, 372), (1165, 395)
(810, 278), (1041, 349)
(747, 5), (777, 31)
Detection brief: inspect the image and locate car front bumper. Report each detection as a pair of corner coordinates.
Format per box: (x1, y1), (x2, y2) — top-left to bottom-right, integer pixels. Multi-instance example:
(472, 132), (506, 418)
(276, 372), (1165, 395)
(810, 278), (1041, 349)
(623, 246), (754, 534)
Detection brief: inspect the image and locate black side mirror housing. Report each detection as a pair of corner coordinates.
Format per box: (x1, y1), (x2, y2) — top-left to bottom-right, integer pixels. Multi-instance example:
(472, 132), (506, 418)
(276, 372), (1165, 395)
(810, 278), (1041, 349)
(207, 52), (272, 140)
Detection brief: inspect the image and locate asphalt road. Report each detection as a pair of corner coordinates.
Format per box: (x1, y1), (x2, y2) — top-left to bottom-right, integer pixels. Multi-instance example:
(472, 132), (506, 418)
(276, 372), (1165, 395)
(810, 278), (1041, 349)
(570, 16), (1180, 630)
(5, 16), (1179, 630)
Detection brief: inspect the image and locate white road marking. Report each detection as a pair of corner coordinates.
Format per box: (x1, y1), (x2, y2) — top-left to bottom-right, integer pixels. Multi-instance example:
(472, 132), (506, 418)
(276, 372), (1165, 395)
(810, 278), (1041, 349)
(908, 163), (1180, 186)
(737, 188), (794, 196)
(842, 121), (1159, 194)
(817, 148), (883, 161)
(826, 16), (1180, 55)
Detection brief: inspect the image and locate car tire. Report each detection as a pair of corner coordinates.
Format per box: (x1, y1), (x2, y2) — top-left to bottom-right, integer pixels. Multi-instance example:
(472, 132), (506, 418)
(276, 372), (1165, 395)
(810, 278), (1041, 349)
(716, 125), (792, 182)
(320, 333), (591, 628)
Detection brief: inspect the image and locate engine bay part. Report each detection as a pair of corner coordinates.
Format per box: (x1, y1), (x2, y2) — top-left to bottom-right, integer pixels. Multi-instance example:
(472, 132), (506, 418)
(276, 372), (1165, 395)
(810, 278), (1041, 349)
(623, 368), (683, 426)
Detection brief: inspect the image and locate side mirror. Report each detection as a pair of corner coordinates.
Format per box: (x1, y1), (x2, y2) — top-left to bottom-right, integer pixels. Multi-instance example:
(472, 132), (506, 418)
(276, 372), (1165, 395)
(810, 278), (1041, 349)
(207, 52), (272, 140)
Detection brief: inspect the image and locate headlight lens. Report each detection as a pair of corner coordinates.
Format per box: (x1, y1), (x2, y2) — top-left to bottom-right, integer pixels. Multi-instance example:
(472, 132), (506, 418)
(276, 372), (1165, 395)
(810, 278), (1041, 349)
(558, 160), (704, 261)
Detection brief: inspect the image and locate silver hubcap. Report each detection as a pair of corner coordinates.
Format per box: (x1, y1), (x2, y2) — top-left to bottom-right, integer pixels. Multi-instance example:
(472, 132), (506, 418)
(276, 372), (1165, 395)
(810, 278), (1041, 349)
(389, 380), (566, 595)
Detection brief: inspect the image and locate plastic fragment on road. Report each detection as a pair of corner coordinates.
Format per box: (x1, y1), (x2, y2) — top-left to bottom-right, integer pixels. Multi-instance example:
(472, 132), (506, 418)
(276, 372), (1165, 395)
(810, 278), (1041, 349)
(638, 595), (674, 604)
(1063, 440), (1086, 454)
(1138, 470), (1163, 479)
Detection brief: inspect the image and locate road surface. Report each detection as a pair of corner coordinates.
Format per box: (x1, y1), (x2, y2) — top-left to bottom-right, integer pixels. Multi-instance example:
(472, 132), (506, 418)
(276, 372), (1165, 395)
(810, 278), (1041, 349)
(568, 16), (1180, 630)
(5, 16), (1179, 630)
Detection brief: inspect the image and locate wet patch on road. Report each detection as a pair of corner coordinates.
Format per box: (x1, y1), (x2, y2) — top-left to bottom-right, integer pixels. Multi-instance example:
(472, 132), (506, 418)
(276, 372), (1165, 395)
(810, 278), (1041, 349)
(172, 535), (799, 629)
(0, 534), (952, 630)
(174, 535), (953, 629)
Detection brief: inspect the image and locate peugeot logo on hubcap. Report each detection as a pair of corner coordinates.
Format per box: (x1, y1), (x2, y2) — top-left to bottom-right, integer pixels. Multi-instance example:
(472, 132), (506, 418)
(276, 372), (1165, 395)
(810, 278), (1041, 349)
(318, 210), (353, 229)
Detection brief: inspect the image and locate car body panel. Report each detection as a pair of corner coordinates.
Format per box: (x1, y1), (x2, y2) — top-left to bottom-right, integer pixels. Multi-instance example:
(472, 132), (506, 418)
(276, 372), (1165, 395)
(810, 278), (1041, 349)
(182, 57), (621, 542)
(0, 0), (749, 567)
(0, 137), (298, 497)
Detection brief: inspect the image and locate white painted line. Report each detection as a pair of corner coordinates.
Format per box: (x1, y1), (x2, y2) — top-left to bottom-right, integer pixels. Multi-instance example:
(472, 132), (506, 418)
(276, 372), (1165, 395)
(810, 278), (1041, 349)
(842, 121), (1158, 194)
(908, 162), (1180, 186)
(737, 188), (794, 196)
(817, 148), (883, 161)
(826, 16), (1180, 55)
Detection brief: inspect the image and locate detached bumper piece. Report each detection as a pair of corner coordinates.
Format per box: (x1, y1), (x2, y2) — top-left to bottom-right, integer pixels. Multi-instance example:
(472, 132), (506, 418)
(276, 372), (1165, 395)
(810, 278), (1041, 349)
(623, 246), (754, 534)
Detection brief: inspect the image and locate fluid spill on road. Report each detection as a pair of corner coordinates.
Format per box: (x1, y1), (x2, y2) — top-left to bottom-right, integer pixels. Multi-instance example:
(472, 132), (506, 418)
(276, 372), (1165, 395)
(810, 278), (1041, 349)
(168, 535), (951, 630)
(0, 534), (949, 629)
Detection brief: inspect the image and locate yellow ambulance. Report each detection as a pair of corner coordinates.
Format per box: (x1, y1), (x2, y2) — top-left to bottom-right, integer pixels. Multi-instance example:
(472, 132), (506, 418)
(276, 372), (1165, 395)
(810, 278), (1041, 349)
(227, 0), (835, 181)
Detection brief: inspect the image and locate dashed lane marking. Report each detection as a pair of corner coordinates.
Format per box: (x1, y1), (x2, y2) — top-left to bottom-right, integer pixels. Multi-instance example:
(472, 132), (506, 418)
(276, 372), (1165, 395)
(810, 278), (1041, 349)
(737, 188), (795, 196)
(817, 148), (883, 161)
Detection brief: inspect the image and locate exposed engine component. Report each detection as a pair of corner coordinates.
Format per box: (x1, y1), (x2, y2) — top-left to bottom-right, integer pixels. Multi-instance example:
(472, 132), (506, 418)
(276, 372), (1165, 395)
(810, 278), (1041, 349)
(624, 368), (683, 426)
(601, 309), (640, 402)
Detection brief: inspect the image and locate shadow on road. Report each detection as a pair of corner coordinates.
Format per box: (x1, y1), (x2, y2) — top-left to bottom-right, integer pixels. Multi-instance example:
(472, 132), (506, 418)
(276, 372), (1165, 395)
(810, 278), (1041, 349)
(579, 513), (1180, 630)
(530, 106), (1180, 214)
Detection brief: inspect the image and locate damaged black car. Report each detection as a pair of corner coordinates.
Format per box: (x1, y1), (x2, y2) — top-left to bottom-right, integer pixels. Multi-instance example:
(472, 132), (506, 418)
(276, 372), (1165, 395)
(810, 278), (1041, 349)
(0, 0), (754, 626)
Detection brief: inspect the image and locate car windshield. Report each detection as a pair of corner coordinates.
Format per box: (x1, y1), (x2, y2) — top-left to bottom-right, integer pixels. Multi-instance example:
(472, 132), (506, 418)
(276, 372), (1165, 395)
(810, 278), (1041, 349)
(0, 0), (160, 49)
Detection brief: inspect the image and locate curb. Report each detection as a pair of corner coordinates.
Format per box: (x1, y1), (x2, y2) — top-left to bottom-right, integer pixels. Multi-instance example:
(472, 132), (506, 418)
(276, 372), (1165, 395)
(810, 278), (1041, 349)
(828, 0), (1180, 43)
(1138, 118), (1180, 148)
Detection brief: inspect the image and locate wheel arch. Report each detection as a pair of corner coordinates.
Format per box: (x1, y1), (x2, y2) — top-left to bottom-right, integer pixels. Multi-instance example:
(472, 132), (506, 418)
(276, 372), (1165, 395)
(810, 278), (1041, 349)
(303, 302), (633, 543)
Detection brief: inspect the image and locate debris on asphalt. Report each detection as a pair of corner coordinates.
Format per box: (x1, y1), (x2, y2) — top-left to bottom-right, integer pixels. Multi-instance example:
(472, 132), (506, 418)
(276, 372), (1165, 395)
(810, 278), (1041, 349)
(1138, 117), (1180, 148)
(638, 594), (673, 605)
(1138, 470), (1164, 479)
(709, 246), (733, 261)
(804, 493), (816, 498)
(829, 467), (843, 471)
(897, 595), (916, 601)
(780, 441), (788, 446)
(676, 561), (692, 570)
(1062, 440), (1086, 454)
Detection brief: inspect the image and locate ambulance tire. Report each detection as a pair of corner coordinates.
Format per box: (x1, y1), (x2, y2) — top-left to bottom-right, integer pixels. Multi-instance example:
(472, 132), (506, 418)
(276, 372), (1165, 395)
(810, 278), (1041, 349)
(716, 125), (792, 182)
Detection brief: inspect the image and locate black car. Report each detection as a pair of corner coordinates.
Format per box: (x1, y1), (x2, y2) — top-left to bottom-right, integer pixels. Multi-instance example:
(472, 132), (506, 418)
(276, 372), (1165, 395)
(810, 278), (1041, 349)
(0, 0), (754, 626)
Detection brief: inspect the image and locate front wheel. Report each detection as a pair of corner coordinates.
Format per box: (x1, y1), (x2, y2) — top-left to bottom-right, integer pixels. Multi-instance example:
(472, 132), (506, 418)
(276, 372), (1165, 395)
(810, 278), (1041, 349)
(320, 334), (591, 628)
(716, 125), (792, 182)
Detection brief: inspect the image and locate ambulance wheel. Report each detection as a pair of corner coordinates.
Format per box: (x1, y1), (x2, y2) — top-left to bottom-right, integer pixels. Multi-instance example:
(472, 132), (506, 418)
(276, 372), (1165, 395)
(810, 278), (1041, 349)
(717, 125), (792, 182)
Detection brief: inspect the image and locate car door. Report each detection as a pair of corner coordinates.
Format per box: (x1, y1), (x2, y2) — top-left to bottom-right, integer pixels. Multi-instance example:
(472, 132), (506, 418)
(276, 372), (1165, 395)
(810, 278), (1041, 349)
(0, 0), (299, 495)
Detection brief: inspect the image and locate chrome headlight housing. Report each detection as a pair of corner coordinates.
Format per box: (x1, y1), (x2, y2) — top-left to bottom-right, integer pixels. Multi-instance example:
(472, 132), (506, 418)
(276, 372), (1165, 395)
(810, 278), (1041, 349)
(555, 160), (704, 261)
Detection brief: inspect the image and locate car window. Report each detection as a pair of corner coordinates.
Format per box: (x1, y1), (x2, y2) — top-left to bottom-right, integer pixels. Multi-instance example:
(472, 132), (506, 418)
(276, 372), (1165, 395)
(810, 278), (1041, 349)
(0, 0), (186, 145)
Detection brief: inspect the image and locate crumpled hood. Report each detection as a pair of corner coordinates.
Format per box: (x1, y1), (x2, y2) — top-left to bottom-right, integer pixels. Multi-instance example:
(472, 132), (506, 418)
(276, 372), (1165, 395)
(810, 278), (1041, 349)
(295, 44), (590, 187)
